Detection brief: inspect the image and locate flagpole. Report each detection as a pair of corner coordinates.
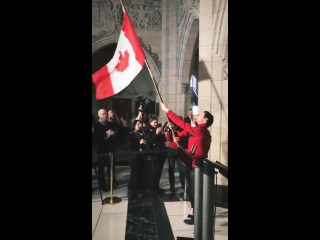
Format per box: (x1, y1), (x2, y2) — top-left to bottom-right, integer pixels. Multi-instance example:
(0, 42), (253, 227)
(144, 60), (180, 145)
(144, 60), (164, 103)
(119, 0), (125, 12)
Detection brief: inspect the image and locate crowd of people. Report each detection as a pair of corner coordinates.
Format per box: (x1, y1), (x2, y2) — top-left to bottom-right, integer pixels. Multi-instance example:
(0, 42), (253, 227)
(92, 105), (214, 225)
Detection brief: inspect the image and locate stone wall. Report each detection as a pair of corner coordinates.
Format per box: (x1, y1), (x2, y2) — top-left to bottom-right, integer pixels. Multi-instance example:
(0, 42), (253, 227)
(199, 0), (228, 186)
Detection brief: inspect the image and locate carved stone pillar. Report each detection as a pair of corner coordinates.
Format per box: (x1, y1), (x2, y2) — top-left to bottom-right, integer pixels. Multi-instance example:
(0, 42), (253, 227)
(158, 0), (181, 124)
(199, 0), (228, 185)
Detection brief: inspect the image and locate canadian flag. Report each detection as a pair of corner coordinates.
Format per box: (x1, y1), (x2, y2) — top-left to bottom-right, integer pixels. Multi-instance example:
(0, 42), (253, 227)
(92, 11), (146, 99)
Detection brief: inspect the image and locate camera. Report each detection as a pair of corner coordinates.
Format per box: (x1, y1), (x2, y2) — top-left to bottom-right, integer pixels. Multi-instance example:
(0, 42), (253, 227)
(134, 96), (152, 115)
(163, 122), (170, 132)
(162, 121), (180, 132)
(157, 123), (162, 128)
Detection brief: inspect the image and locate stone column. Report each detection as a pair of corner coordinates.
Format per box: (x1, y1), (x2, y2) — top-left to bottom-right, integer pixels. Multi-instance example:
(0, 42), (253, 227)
(199, 0), (228, 185)
(159, 0), (182, 124)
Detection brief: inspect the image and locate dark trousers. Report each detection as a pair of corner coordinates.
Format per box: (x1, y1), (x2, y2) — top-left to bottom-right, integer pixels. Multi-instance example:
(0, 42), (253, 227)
(190, 169), (195, 208)
(184, 163), (192, 198)
(167, 149), (185, 190)
(128, 156), (147, 192)
(97, 153), (111, 188)
(152, 154), (166, 190)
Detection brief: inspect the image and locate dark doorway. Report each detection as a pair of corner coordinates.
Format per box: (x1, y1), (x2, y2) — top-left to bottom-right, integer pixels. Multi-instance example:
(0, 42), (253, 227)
(92, 43), (117, 74)
(112, 98), (132, 120)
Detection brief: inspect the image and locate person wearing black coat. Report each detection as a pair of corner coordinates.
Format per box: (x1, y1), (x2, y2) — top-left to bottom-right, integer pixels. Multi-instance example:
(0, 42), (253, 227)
(126, 119), (148, 199)
(92, 109), (117, 191)
(145, 116), (167, 195)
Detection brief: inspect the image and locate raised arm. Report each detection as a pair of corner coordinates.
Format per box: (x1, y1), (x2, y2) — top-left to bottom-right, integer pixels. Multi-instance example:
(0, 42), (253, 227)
(177, 129), (187, 137)
(135, 105), (143, 121)
(160, 103), (201, 136)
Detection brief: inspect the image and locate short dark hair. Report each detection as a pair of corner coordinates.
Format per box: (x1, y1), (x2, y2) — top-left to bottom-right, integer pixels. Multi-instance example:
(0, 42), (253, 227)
(132, 119), (141, 127)
(149, 116), (158, 123)
(203, 111), (214, 127)
(188, 108), (192, 111)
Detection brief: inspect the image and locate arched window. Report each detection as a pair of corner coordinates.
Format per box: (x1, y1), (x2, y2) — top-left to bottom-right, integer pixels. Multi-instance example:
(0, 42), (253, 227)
(190, 75), (197, 93)
(190, 75), (198, 107)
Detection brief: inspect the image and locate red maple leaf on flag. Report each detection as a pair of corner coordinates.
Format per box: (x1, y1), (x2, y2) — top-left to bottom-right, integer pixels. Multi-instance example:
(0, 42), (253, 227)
(115, 50), (130, 72)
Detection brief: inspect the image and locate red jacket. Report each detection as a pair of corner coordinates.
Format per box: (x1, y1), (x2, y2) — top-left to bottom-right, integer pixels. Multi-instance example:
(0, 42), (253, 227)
(167, 110), (211, 168)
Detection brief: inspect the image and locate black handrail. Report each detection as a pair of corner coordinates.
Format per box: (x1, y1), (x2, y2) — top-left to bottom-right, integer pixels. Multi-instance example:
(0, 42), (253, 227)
(204, 159), (228, 179)
(92, 149), (168, 158)
(193, 159), (228, 240)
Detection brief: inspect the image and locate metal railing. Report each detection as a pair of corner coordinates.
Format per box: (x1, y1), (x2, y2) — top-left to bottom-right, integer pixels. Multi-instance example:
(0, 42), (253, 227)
(92, 149), (228, 240)
(194, 159), (228, 240)
(92, 149), (168, 159)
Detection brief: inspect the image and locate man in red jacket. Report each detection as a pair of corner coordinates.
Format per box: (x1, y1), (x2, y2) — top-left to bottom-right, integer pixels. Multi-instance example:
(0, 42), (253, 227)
(160, 102), (214, 225)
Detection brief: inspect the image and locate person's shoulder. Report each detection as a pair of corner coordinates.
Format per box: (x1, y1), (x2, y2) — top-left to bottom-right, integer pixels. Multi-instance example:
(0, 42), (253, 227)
(184, 117), (191, 123)
(146, 127), (154, 134)
(107, 121), (116, 126)
(200, 124), (209, 130)
(204, 128), (211, 136)
(93, 121), (100, 127)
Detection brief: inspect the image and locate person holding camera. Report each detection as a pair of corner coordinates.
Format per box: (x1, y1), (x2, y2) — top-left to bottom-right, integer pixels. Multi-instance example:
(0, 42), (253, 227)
(160, 102), (214, 225)
(145, 117), (167, 196)
(126, 120), (148, 200)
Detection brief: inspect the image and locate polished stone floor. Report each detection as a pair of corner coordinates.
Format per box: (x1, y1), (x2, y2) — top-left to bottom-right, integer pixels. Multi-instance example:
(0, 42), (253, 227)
(92, 161), (228, 240)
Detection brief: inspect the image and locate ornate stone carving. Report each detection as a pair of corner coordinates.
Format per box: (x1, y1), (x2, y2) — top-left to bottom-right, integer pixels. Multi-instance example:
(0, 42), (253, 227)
(92, 0), (162, 42)
(177, 0), (199, 26)
(92, 0), (122, 34)
(222, 59), (228, 80)
(138, 37), (162, 74)
(130, 3), (162, 30)
(177, 0), (187, 26)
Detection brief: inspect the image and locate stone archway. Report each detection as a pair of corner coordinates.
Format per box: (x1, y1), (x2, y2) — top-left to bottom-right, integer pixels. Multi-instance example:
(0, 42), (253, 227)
(176, 10), (200, 112)
(92, 42), (117, 73)
(177, 10), (199, 86)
